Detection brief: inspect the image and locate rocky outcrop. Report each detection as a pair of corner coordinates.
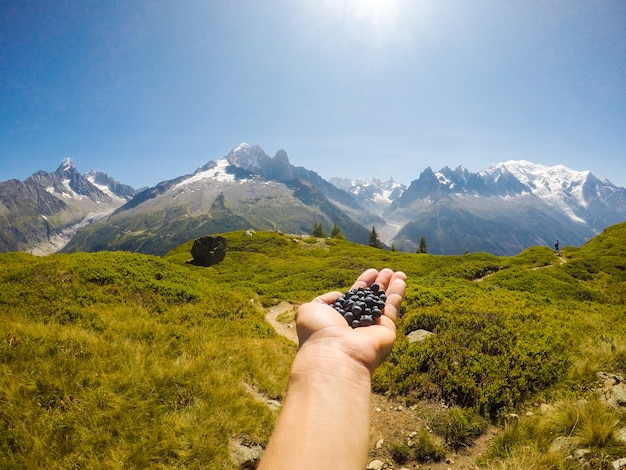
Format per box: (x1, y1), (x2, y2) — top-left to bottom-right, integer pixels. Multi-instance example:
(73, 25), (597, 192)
(189, 235), (227, 267)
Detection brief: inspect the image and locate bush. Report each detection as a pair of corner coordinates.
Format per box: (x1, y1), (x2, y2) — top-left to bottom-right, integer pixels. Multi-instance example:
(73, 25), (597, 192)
(429, 407), (488, 450)
(390, 443), (411, 464)
(413, 427), (446, 462)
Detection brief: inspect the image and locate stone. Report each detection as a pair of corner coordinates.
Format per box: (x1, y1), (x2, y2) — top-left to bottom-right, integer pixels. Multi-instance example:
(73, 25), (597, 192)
(376, 438), (385, 449)
(229, 439), (263, 469)
(189, 235), (227, 267)
(367, 459), (385, 470)
(603, 383), (626, 409)
(612, 457), (626, 470)
(549, 436), (575, 455)
(406, 329), (435, 343)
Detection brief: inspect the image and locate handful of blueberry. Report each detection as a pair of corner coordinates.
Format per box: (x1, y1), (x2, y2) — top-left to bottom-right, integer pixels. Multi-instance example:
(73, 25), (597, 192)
(331, 283), (387, 328)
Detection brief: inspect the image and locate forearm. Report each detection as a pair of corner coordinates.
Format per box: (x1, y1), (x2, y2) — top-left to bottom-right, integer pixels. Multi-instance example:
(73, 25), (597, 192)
(258, 345), (372, 470)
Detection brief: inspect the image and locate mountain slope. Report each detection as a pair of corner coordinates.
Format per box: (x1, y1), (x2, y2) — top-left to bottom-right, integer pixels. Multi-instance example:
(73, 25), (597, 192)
(0, 159), (135, 255)
(387, 162), (626, 255)
(63, 145), (373, 255)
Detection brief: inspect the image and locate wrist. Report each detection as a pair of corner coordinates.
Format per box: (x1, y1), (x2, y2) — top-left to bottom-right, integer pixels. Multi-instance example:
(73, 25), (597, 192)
(290, 343), (372, 389)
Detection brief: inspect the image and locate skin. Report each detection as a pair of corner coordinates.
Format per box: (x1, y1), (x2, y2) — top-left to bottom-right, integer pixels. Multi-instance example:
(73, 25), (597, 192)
(258, 268), (407, 470)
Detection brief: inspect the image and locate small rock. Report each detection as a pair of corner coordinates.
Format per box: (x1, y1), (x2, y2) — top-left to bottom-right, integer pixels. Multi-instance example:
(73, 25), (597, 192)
(376, 439), (384, 449)
(612, 457), (626, 470)
(229, 439), (263, 469)
(602, 383), (626, 409)
(406, 329), (435, 343)
(409, 431), (418, 438)
(376, 407), (382, 413)
(574, 448), (592, 460)
(367, 459), (385, 470)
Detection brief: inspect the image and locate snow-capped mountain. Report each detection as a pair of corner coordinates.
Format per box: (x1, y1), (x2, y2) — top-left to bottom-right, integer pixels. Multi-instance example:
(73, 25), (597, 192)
(0, 159), (135, 255)
(480, 160), (617, 227)
(387, 161), (626, 254)
(330, 177), (406, 215)
(63, 145), (378, 255)
(4, 144), (626, 257)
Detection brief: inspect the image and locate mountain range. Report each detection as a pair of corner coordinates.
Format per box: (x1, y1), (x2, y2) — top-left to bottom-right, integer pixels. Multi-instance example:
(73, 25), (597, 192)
(2, 144), (625, 256)
(0, 159), (136, 255)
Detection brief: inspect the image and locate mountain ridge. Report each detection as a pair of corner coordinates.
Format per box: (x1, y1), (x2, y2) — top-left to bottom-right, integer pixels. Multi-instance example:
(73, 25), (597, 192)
(0, 159), (135, 255)
(2, 145), (625, 256)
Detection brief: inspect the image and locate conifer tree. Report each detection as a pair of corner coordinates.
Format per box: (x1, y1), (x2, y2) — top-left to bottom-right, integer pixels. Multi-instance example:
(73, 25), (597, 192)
(417, 236), (428, 254)
(330, 224), (344, 239)
(312, 222), (326, 237)
(368, 226), (383, 249)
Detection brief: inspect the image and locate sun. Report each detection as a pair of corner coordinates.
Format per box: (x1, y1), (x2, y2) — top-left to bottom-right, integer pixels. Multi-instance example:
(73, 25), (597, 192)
(319, 0), (405, 44)
(354, 0), (399, 24)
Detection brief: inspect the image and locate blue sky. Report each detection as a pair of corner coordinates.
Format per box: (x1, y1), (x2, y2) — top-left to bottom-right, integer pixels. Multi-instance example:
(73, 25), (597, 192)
(1, 0), (625, 189)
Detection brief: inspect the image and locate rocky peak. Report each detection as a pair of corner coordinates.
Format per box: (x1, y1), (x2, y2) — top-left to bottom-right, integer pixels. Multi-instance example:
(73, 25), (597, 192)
(226, 143), (270, 172)
(57, 157), (76, 175)
(273, 149), (290, 165)
(85, 170), (136, 200)
(224, 144), (296, 181)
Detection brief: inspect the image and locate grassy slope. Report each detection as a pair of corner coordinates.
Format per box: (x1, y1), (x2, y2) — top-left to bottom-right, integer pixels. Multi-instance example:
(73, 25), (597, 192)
(2, 224), (626, 468)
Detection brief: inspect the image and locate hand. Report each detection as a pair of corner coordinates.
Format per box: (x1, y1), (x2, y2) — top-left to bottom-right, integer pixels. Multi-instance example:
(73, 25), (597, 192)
(295, 268), (407, 375)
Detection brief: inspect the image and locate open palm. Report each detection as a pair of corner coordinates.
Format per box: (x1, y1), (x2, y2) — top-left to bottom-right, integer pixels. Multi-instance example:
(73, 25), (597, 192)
(295, 268), (407, 374)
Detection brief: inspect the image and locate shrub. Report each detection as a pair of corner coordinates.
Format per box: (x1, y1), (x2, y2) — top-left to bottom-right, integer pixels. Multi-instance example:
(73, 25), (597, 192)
(390, 443), (411, 464)
(413, 427), (445, 462)
(428, 407), (488, 450)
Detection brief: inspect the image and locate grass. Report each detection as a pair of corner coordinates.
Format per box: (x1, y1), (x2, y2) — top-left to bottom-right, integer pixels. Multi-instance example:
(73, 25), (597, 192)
(477, 397), (626, 469)
(2, 224), (626, 467)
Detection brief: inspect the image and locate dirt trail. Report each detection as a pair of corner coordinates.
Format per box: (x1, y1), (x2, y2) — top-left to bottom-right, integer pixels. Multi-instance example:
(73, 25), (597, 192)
(265, 301), (298, 344)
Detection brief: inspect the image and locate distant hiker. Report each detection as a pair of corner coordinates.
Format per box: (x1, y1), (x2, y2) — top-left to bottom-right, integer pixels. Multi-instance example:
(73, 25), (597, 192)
(554, 240), (560, 256)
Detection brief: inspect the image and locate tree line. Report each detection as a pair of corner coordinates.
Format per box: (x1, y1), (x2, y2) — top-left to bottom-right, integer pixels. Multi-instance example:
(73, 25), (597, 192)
(312, 223), (427, 253)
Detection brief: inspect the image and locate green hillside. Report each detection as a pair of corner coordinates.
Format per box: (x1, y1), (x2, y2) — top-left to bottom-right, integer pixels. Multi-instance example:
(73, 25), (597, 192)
(2, 224), (626, 468)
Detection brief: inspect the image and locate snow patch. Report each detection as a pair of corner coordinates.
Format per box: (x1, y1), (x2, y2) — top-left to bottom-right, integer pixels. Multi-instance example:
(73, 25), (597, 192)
(60, 179), (83, 199)
(86, 175), (125, 203)
(172, 159), (244, 191)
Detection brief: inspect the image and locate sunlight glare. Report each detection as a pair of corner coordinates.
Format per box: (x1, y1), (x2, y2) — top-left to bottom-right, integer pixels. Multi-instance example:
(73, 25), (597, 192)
(319, 0), (409, 44)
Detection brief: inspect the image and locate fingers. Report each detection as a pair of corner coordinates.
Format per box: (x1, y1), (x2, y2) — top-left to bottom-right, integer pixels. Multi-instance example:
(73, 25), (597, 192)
(312, 291), (343, 305)
(313, 268), (407, 323)
(350, 268), (406, 324)
(381, 271), (406, 323)
(350, 268), (379, 290)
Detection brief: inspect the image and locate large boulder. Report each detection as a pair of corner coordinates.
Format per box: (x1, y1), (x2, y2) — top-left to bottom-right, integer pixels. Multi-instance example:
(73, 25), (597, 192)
(190, 235), (227, 267)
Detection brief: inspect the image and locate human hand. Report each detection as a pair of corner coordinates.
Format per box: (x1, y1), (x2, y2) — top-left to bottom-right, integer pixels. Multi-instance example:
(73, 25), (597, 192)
(295, 268), (407, 375)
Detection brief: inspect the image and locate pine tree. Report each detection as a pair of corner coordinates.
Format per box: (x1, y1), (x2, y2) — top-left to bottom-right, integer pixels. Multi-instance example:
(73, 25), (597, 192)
(312, 222), (326, 237)
(368, 226), (383, 249)
(417, 236), (428, 254)
(330, 224), (344, 239)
